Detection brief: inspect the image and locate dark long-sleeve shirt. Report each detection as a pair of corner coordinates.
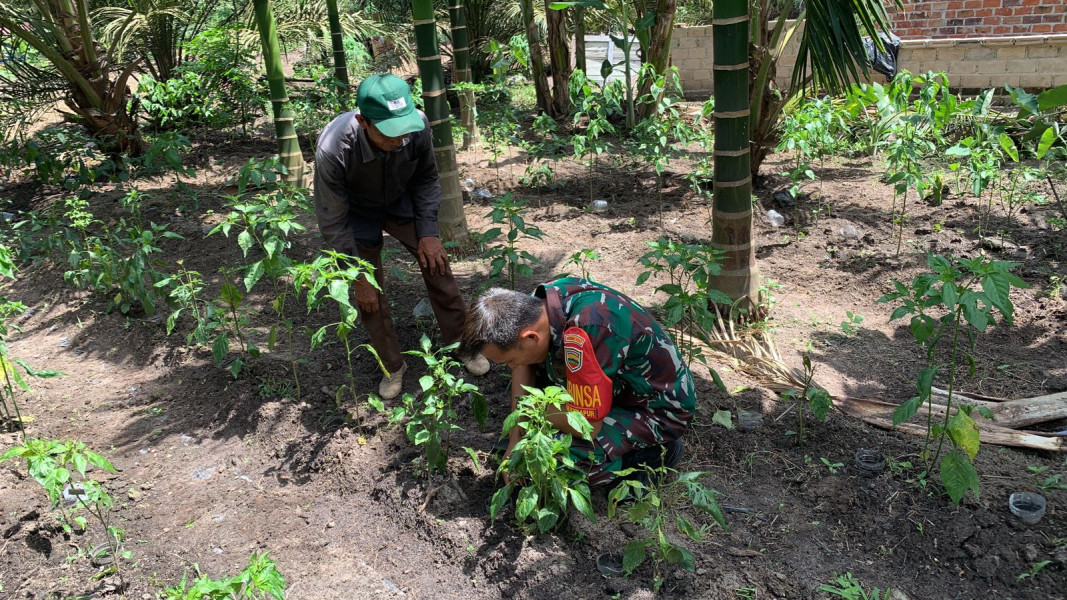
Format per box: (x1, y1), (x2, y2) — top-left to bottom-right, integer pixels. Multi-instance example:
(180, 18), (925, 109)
(313, 110), (442, 254)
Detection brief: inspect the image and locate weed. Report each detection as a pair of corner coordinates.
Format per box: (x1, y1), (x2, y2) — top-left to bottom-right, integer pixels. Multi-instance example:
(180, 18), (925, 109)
(389, 335), (487, 474)
(608, 464), (727, 591)
(818, 572), (892, 600)
(1027, 466), (1067, 491)
(1016, 560), (1051, 583)
(490, 386), (595, 533)
(162, 552), (286, 600)
(820, 458), (844, 475)
(840, 311), (864, 337)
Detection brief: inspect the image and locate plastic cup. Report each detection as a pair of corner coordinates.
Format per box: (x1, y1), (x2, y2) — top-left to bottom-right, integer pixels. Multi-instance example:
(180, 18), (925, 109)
(1009, 492), (1046, 525)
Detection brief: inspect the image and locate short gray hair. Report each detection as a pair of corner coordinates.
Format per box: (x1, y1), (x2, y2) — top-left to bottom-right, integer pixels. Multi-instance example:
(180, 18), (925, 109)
(460, 288), (544, 357)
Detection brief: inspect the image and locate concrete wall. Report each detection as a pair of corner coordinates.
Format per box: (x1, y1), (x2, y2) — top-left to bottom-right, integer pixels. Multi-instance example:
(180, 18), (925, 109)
(888, 0), (1067, 39)
(669, 24), (1067, 98)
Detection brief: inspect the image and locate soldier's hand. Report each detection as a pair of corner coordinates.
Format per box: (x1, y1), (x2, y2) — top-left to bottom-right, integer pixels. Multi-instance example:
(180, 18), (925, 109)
(354, 277), (379, 314)
(417, 236), (450, 277)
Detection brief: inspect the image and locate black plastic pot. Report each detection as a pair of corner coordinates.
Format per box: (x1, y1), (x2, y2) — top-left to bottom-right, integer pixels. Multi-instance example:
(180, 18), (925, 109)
(853, 449), (885, 474)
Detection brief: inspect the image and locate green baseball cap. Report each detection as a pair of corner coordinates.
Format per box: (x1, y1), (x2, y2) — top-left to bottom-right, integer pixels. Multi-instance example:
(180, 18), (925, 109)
(356, 73), (425, 138)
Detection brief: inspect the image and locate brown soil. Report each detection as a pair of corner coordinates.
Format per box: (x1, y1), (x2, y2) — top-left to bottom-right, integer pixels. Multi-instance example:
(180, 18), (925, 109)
(1, 125), (1065, 600)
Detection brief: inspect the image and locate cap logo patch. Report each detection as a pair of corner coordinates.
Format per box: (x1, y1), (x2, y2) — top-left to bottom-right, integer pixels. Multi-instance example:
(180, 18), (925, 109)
(386, 97), (407, 112)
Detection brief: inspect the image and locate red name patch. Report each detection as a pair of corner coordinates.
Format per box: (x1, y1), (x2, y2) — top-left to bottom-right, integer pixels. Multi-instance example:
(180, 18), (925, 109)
(562, 327), (612, 421)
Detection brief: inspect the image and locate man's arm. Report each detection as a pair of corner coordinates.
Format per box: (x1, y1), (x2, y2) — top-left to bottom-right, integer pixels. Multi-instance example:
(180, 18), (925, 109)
(313, 140), (357, 257)
(407, 113), (443, 239)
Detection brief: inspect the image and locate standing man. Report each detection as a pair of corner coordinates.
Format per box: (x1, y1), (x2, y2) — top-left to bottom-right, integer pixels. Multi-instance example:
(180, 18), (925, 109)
(314, 73), (489, 399)
(459, 278), (695, 485)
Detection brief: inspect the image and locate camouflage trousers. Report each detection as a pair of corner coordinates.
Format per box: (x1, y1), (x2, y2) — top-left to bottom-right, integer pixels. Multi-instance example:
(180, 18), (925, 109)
(567, 399), (692, 486)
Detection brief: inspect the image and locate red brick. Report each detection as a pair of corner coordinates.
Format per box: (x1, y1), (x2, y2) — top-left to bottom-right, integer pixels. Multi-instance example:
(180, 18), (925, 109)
(975, 8), (993, 17)
(1022, 14), (1043, 23)
(1031, 24), (1052, 32)
(957, 9), (975, 16)
(1021, 0), (1041, 6)
(947, 0), (964, 8)
(964, 0), (983, 7)
(982, 0), (999, 6)
(993, 25), (1012, 33)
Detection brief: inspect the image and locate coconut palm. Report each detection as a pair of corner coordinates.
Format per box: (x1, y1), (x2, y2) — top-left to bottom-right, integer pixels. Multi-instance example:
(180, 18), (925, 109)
(252, 0), (306, 184)
(711, 0), (896, 307)
(0, 0), (142, 153)
(708, 0), (758, 307)
(411, 0), (473, 248)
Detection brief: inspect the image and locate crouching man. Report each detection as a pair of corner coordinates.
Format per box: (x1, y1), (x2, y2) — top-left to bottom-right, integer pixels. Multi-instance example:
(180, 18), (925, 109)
(459, 277), (696, 485)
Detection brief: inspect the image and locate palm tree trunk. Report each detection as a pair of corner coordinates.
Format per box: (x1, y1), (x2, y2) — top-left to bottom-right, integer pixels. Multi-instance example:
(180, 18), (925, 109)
(448, 0), (479, 147)
(412, 0), (473, 250)
(574, 7), (586, 74)
(709, 0), (759, 309)
(325, 0), (350, 110)
(544, 1), (570, 117)
(634, 0), (676, 122)
(520, 0), (552, 115)
(252, 0), (306, 185)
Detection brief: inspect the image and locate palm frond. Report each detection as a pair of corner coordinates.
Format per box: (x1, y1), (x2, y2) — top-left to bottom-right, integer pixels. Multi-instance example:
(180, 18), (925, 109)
(790, 0), (898, 95)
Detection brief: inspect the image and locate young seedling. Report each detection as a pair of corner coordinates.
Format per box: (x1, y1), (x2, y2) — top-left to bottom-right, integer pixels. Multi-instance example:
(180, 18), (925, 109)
(291, 251), (386, 436)
(480, 193), (544, 290)
(608, 463), (727, 591)
(490, 386), (596, 533)
(1, 440), (129, 575)
(879, 254), (1029, 504)
(560, 249), (600, 281)
(779, 354), (832, 442)
(389, 335), (487, 474)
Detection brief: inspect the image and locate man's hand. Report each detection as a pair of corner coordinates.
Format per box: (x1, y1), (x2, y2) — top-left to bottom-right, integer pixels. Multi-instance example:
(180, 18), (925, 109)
(417, 236), (450, 276)
(354, 277), (379, 314)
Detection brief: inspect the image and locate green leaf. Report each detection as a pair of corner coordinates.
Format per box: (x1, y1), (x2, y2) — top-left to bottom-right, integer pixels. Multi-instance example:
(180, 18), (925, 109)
(622, 539), (648, 575)
(419, 375), (434, 393)
(568, 486), (596, 522)
(947, 410), (981, 461)
(940, 450), (979, 505)
(712, 409), (734, 430)
(807, 387), (832, 421)
(892, 396), (923, 426)
(211, 334), (229, 365)
(535, 508), (559, 533)
(564, 411), (593, 440)
(14, 359), (64, 379)
(1036, 126), (1056, 159)
(228, 358), (244, 379)
(489, 486), (510, 522)
(470, 392), (488, 428)
(516, 486), (538, 521)
(997, 133), (1019, 162)
(328, 280), (351, 308)
(237, 230), (254, 257)
(462, 446), (482, 473)
(675, 515), (703, 542)
(243, 261), (265, 292)
(1037, 84), (1067, 111)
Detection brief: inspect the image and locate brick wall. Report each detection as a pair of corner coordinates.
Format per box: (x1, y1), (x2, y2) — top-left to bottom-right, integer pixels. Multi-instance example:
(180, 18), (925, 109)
(890, 0), (1067, 39)
(670, 24), (1067, 97)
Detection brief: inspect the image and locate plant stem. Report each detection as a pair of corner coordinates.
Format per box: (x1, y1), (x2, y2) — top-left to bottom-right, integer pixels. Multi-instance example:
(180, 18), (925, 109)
(930, 306), (964, 468)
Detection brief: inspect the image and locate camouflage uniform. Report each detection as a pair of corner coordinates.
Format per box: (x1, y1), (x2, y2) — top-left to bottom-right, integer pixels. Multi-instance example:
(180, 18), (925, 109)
(533, 278), (695, 485)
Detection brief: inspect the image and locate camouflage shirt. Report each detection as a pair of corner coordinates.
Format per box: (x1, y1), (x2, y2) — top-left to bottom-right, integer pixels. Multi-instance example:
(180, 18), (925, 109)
(535, 278), (695, 426)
